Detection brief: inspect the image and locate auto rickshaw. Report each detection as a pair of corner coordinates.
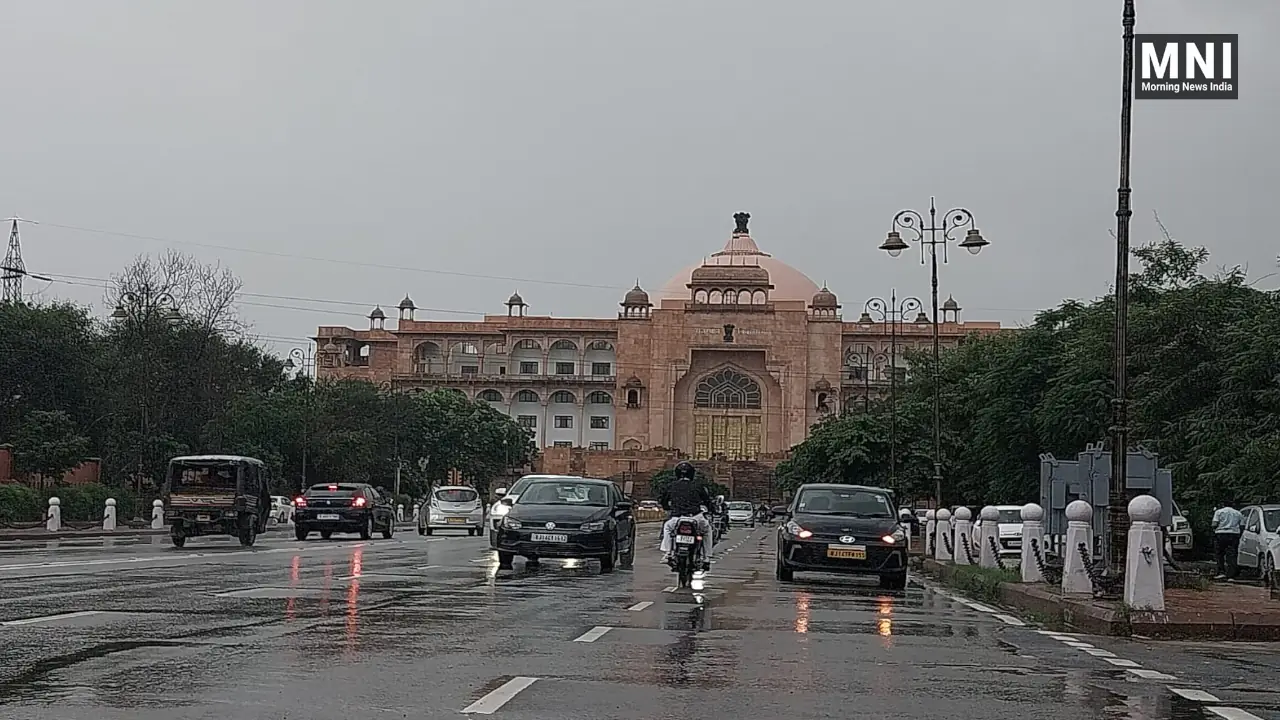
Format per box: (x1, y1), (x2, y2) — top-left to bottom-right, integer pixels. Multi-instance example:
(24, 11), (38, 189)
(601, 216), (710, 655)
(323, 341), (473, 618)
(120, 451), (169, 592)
(162, 454), (271, 547)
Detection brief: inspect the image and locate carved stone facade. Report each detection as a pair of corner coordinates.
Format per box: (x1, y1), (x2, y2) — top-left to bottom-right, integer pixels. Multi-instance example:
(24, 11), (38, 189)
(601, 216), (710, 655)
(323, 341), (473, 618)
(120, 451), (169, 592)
(314, 214), (1001, 459)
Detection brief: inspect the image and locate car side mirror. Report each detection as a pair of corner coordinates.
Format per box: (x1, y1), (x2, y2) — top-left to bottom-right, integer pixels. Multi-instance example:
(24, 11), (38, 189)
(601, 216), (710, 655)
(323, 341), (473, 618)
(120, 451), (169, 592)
(494, 488), (507, 497)
(500, 497), (514, 506)
(771, 504), (790, 518)
(615, 501), (632, 512)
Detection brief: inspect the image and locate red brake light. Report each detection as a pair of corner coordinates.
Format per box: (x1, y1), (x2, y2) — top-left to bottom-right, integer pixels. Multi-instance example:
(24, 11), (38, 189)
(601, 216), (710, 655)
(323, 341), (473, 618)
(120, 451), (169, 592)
(352, 496), (367, 507)
(294, 497), (307, 507)
(328, 485), (338, 491)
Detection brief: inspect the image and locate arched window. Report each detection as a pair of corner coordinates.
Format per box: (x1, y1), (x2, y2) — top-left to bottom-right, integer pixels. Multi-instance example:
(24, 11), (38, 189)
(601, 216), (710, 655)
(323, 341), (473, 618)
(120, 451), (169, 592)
(586, 340), (614, 351)
(478, 389), (503, 402)
(709, 289), (723, 304)
(626, 389), (640, 407)
(694, 289), (708, 304)
(550, 390), (576, 404)
(723, 290), (737, 304)
(587, 391), (613, 405)
(452, 342), (479, 355)
(514, 339), (540, 350)
(695, 369), (762, 410)
(514, 390), (540, 403)
(550, 339), (577, 351)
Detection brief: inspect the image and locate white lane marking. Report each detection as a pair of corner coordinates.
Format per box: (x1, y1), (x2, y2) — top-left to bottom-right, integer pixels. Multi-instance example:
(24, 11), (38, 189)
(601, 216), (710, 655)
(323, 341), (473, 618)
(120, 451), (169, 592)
(1127, 668), (1177, 680)
(414, 565), (440, 570)
(1, 610), (101, 626)
(1065, 641), (1095, 649)
(627, 602), (653, 612)
(461, 677), (538, 714)
(993, 614), (1025, 626)
(1083, 648), (1117, 658)
(0, 541), (372, 572)
(1103, 657), (1140, 668)
(1207, 708), (1266, 720)
(965, 602), (997, 613)
(662, 586), (677, 593)
(1172, 686), (1218, 696)
(1047, 634), (1076, 641)
(1170, 688), (1220, 702)
(572, 626), (612, 643)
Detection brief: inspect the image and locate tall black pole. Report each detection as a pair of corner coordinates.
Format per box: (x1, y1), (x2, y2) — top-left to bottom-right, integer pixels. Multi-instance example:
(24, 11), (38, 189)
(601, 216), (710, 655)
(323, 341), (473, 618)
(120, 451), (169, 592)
(863, 352), (870, 413)
(1108, 0), (1137, 575)
(889, 290), (898, 489)
(927, 200), (943, 508)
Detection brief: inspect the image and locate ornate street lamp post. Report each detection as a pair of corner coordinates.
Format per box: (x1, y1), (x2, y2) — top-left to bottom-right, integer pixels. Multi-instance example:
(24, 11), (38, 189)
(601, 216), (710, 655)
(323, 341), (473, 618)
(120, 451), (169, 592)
(110, 290), (182, 494)
(879, 198), (988, 508)
(863, 290), (923, 491)
(285, 346), (317, 491)
(379, 380), (404, 498)
(1107, 0), (1138, 574)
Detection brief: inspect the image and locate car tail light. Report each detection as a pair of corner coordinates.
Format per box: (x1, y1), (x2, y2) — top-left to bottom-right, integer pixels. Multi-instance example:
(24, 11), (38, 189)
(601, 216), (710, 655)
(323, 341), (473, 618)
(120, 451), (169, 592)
(352, 496), (367, 508)
(294, 497), (307, 507)
(328, 485), (338, 491)
(677, 522), (695, 535)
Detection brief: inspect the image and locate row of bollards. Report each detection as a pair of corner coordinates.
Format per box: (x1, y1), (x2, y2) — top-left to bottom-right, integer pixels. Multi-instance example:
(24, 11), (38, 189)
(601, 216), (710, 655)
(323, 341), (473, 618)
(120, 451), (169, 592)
(43, 497), (167, 533)
(923, 495), (1166, 611)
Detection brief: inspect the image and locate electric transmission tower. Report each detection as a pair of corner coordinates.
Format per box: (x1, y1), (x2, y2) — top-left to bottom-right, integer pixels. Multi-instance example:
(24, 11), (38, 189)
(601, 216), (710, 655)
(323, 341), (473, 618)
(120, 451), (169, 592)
(1, 217), (43, 304)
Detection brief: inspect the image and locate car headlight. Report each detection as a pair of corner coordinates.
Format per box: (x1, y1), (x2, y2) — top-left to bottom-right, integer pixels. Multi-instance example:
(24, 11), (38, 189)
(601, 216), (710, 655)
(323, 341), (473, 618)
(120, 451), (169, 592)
(579, 521), (605, 532)
(503, 517), (522, 530)
(881, 528), (907, 544)
(785, 521), (812, 539)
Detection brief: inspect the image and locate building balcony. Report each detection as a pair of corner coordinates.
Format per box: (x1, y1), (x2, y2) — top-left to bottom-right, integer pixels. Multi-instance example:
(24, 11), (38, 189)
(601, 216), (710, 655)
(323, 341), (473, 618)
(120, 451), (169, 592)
(394, 372), (619, 386)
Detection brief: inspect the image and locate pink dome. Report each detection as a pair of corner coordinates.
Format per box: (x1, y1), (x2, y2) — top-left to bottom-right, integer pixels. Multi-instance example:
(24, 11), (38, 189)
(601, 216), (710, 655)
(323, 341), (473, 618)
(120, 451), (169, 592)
(657, 232), (820, 303)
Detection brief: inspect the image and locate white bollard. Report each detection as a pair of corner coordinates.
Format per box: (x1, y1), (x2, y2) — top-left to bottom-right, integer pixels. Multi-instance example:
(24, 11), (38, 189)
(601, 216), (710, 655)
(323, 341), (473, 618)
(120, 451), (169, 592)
(898, 508), (913, 544)
(952, 507), (973, 565)
(46, 497), (61, 532)
(151, 499), (165, 529)
(934, 508), (953, 562)
(1020, 503), (1045, 583)
(412, 503), (421, 523)
(978, 506), (1000, 569)
(103, 498), (117, 531)
(924, 510), (937, 557)
(1124, 495), (1166, 610)
(396, 504), (405, 523)
(1062, 500), (1094, 595)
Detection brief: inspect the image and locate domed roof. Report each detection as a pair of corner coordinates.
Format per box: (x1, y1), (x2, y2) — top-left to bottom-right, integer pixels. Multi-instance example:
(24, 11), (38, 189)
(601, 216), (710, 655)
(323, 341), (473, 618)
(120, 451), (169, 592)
(398, 294), (416, 310)
(811, 285), (838, 307)
(658, 213), (819, 302)
(943, 295), (960, 310)
(369, 306), (386, 319)
(622, 283), (650, 306)
(506, 291), (525, 305)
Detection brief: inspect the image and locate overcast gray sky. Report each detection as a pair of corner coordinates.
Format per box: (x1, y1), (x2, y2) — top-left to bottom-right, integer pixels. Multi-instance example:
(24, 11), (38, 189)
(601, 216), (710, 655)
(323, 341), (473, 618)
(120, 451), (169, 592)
(2, 1), (1274, 354)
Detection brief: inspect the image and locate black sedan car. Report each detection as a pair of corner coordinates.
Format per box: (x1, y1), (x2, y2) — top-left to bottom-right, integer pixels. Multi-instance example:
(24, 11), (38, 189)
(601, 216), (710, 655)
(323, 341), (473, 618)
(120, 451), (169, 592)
(775, 483), (908, 590)
(293, 483), (395, 541)
(494, 477), (636, 574)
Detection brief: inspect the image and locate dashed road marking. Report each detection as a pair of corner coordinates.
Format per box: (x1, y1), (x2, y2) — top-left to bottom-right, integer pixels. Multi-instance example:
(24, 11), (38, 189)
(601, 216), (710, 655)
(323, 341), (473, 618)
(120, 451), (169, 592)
(1, 610), (101, 626)
(993, 614), (1025, 626)
(1103, 657), (1140, 668)
(1064, 641), (1095, 649)
(572, 626), (612, 643)
(1127, 668), (1177, 681)
(662, 586), (677, 593)
(1206, 708), (1265, 720)
(1170, 688), (1220, 702)
(461, 677), (538, 714)
(627, 601), (653, 612)
(1083, 648), (1117, 658)
(965, 601), (998, 613)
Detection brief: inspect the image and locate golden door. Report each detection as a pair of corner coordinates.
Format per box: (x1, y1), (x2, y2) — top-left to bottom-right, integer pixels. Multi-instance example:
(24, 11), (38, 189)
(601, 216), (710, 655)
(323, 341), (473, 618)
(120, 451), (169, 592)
(693, 415), (762, 460)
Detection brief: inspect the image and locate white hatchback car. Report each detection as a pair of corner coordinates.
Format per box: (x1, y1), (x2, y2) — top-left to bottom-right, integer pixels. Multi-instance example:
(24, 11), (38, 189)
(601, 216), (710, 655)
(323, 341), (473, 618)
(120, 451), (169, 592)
(419, 486), (484, 536)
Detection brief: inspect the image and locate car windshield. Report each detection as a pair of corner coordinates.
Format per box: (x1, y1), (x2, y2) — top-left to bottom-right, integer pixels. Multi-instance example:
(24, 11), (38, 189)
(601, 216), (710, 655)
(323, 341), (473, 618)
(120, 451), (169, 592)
(168, 462), (238, 492)
(795, 488), (894, 517)
(998, 509), (1022, 523)
(435, 488), (478, 503)
(727, 502), (753, 511)
(517, 481), (610, 507)
(1264, 509), (1280, 532)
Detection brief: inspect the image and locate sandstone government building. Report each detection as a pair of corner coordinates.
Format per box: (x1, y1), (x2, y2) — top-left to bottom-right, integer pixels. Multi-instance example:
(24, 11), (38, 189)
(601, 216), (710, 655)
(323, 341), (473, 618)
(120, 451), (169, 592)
(314, 213), (999, 484)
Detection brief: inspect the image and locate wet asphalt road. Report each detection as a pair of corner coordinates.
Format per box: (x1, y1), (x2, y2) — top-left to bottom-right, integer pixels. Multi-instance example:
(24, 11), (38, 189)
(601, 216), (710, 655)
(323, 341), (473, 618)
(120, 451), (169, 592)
(2, 526), (1280, 719)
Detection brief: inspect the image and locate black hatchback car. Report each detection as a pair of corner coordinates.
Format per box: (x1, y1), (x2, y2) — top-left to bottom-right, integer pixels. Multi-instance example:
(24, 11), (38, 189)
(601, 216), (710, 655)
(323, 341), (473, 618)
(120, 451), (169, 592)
(775, 483), (908, 590)
(293, 483), (395, 541)
(494, 477), (636, 573)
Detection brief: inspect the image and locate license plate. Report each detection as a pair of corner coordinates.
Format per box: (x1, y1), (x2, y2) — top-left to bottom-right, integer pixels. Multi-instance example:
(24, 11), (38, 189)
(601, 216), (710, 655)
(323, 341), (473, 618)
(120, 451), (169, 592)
(1006, 539), (1021, 547)
(446, 517), (467, 524)
(196, 515), (210, 522)
(675, 535), (696, 545)
(318, 513), (340, 521)
(530, 533), (568, 543)
(827, 545), (866, 560)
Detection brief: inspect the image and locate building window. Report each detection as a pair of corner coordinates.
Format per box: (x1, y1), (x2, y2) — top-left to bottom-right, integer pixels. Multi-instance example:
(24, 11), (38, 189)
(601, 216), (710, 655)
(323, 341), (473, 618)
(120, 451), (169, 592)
(461, 365), (478, 375)
(586, 340), (613, 351)
(553, 441), (572, 448)
(587, 391), (612, 405)
(550, 390), (576, 404)
(591, 362), (611, 376)
(520, 361), (538, 374)
(589, 442), (609, 451)
(848, 365), (866, 381)
(478, 389), (502, 402)
(590, 416), (610, 429)
(626, 389), (641, 408)
(555, 362), (575, 375)
(517, 415), (537, 428)
(694, 368), (762, 409)
(554, 415), (573, 429)
(515, 339), (539, 350)
(514, 390), (539, 403)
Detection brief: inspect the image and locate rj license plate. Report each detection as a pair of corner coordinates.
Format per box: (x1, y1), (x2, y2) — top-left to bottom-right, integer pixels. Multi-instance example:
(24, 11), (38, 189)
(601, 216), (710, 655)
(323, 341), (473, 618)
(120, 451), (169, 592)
(317, 513), (340, 521)
(530, 533), (568, 543)
(446, 517), (467, 524)
(675, 535), (696, 545)
(1006, 539), (1021, 547)
(196, 515), (211, 522)
(827, 545), (866, 560)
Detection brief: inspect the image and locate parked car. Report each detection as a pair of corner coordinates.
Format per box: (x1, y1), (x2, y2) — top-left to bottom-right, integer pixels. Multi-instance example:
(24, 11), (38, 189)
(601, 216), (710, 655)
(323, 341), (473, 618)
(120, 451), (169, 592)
(774, 483), (908, 590)
(494, 477), (636, 573)
(1168, 501), (1193, 557)
(420, 485), (484, 536)
(1237, 504), (1280, 581)
(971, 505), (1024, 556)
(293, 483), (395, 540)
(268, 496), (294, 525)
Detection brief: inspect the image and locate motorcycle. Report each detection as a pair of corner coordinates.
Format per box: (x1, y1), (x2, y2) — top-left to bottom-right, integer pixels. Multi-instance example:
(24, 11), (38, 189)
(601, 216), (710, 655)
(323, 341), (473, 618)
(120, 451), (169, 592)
(670, 516), (705, 589)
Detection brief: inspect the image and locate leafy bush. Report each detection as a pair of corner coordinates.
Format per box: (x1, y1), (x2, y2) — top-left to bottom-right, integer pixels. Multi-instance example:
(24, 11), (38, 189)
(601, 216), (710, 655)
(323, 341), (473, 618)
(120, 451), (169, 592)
(41, 484), (143, 522)
(0, 484), (44, 523)
(948, 565), (1018, 602)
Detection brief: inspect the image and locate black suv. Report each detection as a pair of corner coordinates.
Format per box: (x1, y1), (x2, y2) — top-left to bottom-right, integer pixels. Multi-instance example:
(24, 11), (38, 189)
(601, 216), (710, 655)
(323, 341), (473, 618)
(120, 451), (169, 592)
(294, 483), (395, 541)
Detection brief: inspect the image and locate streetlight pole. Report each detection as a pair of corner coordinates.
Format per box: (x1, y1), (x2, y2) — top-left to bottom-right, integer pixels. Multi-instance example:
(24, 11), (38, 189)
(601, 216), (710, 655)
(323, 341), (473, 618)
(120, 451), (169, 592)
(879, 199), (988, 509)
(111, 290), (180, 494)
(864, 290), (923, 492)
(378, 380), (403, 498)
(285, 346), (316, 492)
(1107, 0), (1138, 575)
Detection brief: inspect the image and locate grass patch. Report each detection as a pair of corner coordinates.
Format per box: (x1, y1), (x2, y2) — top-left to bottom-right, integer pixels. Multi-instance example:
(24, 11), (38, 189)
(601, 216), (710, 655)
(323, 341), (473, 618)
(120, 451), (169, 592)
(947, 565), (1019, 603)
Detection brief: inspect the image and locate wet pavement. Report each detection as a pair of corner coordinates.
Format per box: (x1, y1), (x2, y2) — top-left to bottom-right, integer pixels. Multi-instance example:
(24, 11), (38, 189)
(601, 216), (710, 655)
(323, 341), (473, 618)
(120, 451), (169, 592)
(1, 526), (1279, 719)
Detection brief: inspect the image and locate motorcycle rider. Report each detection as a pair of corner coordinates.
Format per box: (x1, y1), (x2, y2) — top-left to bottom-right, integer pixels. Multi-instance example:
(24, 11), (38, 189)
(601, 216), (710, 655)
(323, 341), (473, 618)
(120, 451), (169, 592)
(658, 461), (715, 571)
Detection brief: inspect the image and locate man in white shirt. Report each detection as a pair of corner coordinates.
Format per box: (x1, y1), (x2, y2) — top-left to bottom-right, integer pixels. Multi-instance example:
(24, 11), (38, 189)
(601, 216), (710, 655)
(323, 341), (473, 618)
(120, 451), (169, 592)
(1212, 502), (1245, 580)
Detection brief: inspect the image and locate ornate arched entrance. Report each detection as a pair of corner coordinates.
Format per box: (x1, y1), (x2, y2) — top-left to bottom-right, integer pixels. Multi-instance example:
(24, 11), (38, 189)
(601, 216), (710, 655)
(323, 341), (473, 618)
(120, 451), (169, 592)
(691, 368), (763, 460)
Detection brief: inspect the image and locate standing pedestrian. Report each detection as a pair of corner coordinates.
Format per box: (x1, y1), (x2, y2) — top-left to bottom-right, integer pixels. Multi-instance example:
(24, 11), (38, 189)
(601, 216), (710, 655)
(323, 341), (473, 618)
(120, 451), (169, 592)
(1212, 501), (1245, 580)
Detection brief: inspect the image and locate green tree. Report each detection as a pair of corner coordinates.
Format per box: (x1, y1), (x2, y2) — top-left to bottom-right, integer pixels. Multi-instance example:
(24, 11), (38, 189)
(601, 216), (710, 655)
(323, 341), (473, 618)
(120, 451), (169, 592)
(10, 410), (91, 480)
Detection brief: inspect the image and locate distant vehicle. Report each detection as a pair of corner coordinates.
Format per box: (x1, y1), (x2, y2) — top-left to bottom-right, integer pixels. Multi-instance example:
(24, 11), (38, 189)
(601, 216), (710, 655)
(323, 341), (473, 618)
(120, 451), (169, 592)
(971, 505), (1024, 557)
(1169, 501), (1193, 557)
(774, 483), (908, 590)
(638, 500), (662, 511)
(268, 496), (294, 525)
(293, 483), (395, 541)
(914, 508), (930, 524)
(163, 455), (271, 548)
(420, 485), (484, 536)
(488, 475), (583, 548)
(726, 501), (756, 528)
(495, 477), (636, 573)
(1237, 504), (1280, 582)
